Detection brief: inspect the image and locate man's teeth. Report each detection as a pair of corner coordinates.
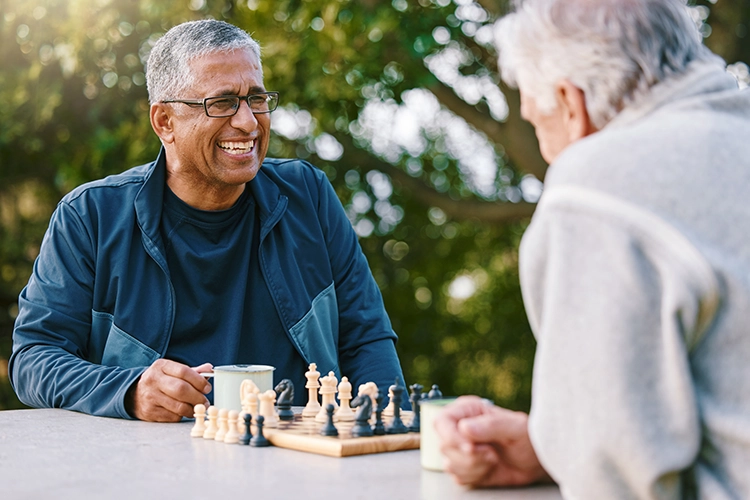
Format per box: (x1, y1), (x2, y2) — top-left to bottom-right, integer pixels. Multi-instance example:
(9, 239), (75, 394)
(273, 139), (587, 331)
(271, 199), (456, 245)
(218, 140), (254, 154)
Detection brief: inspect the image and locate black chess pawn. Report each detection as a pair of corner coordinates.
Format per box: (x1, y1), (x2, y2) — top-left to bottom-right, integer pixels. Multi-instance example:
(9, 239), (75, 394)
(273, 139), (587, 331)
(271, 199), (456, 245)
(408, 383), (423, 433)
(250, 415), (270, 447)
(320, 404), (339, 437)
(385, 377), (408, 435)
(240, 413), (253, 445)
(428, 384), (443, 400)
(372, 392), (386, 436)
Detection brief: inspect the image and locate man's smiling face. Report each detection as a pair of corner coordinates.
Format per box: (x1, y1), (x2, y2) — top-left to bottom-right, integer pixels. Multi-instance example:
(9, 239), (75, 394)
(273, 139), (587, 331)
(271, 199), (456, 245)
(161, 48), (270, 207)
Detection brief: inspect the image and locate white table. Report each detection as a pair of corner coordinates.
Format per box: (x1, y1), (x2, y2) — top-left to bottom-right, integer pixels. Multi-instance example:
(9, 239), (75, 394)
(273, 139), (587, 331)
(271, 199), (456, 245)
(0, 409), (563, 499)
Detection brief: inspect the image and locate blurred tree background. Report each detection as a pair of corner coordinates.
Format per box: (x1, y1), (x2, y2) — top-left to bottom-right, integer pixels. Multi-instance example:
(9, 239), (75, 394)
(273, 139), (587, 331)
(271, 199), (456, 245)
(0, 0), (747, 411)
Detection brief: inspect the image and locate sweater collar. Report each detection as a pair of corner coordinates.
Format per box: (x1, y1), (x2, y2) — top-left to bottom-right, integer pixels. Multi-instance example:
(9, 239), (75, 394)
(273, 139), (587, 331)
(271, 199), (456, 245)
(605, 59), (737, 131)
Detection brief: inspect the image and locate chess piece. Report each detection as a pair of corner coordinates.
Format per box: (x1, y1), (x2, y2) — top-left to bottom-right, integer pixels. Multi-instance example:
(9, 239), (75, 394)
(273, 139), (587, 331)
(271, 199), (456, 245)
(385, 378), (408, 434)
(203, 406), (219, 439)
(382, 387), (395, 417)
(237, 410), (248, 435)
(336, 376), (355, 422)
(316, 371), (338, 423)
(241, 379), (261, 420)
(356, 381), (379, 423)
(259, 390), (279, 427)
(250, 415), (270, 447)
(241, 379), (260, 403)
(240, 413), (253, 445)
(372, 392), (385, 436)
(224, 410), (240, 444)
(215, 408), (229, 441)
(274, 379), (295, 421)
(302, 363), (321, 417)
(350, 393), (374, 437)
(191, 404), (207, 437)
(320, 404), (339, 437)
(247, 392), (259, 419)
(408, 383), (423, 433)
(428, 384), (443, 400)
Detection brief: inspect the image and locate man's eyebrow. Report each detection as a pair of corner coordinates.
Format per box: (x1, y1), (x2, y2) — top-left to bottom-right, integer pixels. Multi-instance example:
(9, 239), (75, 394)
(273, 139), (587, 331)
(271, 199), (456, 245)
(212, 86), (267, 96)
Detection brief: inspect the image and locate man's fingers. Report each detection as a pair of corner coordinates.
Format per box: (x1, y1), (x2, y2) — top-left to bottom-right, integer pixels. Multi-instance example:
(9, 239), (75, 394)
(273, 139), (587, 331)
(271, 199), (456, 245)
(191, 362), (213, 374)
(130, 359), (211, 421)
(443, 442), (499, 485)
(457, 408), (529, 444)
(434, 396), (489, 448)
(158, 359), (212, 394)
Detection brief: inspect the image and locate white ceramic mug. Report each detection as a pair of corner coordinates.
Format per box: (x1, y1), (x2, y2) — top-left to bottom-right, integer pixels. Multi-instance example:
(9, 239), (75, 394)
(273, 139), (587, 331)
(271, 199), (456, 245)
(208, 364), (275, 412)
(420, 398), (456, 471)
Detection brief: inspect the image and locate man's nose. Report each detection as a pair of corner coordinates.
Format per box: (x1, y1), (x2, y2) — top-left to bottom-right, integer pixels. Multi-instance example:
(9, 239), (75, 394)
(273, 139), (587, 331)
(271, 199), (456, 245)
(230, 98), (259, 131)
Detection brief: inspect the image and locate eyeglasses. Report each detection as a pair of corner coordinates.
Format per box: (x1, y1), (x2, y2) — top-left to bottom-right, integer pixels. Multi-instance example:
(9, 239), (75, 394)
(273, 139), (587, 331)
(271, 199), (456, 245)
(162, 91), (280, 118)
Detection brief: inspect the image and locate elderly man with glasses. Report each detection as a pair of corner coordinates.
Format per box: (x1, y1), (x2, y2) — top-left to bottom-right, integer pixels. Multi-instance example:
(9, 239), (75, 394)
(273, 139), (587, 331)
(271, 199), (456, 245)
(10, 20), (405, 422)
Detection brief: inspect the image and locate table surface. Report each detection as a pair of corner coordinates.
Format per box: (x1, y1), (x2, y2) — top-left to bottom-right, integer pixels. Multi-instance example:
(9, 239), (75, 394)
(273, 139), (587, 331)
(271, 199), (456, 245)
(0, 409), (563, 500)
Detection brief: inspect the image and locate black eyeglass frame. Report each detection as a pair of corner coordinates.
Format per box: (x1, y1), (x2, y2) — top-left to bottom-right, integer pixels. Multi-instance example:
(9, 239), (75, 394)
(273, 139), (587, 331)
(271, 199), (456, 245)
(161, 91), (280, 118)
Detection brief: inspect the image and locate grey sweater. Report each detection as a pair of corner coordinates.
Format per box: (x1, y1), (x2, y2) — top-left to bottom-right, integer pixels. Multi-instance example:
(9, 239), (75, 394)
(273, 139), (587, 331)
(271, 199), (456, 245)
(520, 61), (750, 499)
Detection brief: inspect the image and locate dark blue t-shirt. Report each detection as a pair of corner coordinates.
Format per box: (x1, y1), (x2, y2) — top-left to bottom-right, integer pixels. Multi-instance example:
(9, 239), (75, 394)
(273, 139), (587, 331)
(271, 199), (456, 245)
(161, 185), (308, 404)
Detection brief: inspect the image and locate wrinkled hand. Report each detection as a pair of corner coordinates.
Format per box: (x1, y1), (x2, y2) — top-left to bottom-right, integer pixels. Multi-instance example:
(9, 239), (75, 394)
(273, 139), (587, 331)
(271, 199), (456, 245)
(434, 395), (552, 488)
(126, 359), (213, 422)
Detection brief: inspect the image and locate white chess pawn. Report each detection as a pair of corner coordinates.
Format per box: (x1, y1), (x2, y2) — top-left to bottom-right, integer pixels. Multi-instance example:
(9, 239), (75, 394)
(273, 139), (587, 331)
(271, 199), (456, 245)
(240, 379), (260, 405)
(302, 362), (321, 418)
(247, 392), (259, 420)
(214, 408), (229, 441)
(383, 387), (396, 417)
(203, 406), (219, 439)
(335, 376), (355, 422)
(258, 390), (278, 427)
(191, 404), (207, 437)
(316, 371), (339, 423)
(224, 410), (240, 444)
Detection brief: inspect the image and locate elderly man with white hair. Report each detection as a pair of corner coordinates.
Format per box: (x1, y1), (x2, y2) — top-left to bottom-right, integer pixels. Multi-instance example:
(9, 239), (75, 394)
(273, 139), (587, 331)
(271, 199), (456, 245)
(435, 0), (750, 498)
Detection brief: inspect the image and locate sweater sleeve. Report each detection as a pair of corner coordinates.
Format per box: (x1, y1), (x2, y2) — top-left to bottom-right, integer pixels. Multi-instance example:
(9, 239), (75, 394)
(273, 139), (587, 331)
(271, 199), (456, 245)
(314, 172), (406, 401)
(520, 186), (719, 499)
(10, 201), (145, 418)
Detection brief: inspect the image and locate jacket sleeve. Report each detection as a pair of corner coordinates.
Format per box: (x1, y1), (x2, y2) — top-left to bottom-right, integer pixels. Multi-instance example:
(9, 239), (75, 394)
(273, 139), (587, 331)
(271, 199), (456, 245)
(314, 172), (406, 401)
(10, 200), (144, 418)
(520, 186), (719, 499)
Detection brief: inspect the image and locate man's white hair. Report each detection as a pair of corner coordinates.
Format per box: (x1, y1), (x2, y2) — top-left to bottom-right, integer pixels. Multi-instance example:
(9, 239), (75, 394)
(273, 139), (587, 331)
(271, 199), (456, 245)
(146, 19), (262, 105)
(494, 0), (721, 129)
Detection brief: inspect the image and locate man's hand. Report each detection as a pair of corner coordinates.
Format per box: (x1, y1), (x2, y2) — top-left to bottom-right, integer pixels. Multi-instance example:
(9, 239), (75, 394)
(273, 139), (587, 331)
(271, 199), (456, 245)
(126, 359), (212, 422)
(434, 396), (553, 488)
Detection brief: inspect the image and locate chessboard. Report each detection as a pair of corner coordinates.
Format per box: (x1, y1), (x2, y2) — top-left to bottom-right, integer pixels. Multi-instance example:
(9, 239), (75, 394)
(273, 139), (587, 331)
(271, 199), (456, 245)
(264, 411), (420, 457)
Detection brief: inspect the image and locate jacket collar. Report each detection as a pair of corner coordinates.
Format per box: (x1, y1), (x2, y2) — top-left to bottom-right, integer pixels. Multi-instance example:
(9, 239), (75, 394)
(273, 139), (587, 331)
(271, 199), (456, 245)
(248, 164), (288, 240)
(134, 147), (168, 259)
(134, 147), (288, 251)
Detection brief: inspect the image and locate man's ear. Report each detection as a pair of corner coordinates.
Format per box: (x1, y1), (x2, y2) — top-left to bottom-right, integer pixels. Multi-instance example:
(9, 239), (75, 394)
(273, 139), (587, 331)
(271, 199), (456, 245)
(554, 80), (597, 142)
(150, 103), (175, 144)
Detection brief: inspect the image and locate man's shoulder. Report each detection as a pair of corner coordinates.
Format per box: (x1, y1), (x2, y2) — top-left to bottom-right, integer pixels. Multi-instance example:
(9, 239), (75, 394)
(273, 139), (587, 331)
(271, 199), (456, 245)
(257, 158), (331, 201)
(62, 162), (154, 206)
(260, 157), (326, 183)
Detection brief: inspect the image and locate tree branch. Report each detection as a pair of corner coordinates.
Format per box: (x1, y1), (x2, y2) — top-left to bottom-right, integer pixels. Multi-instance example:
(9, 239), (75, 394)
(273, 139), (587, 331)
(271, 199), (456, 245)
(427, 81), (547, 180)
(332, 134), (536, 223)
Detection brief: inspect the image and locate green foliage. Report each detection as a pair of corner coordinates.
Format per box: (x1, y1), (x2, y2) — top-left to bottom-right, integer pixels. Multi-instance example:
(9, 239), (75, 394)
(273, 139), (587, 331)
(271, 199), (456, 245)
(1, 0), (747, 411)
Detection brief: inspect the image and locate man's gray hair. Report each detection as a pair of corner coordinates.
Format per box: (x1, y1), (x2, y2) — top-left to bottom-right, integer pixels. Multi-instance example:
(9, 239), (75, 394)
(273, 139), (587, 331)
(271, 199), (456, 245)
(146, 19), (261, 105)
(495, 0), (721, 129)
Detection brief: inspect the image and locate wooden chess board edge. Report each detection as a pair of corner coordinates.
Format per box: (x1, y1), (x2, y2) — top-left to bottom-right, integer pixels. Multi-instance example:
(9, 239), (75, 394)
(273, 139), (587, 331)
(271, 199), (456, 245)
(265, 431), (421, 457)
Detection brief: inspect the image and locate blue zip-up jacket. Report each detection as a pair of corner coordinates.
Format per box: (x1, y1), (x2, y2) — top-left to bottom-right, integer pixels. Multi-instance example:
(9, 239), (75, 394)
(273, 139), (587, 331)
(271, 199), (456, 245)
(10, 150), (404, 418)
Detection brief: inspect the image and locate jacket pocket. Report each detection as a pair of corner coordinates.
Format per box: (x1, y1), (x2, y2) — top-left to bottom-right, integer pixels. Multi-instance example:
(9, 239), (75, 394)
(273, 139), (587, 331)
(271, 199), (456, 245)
(91, 310), (160, 368)
(288, 282), (339, 375)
